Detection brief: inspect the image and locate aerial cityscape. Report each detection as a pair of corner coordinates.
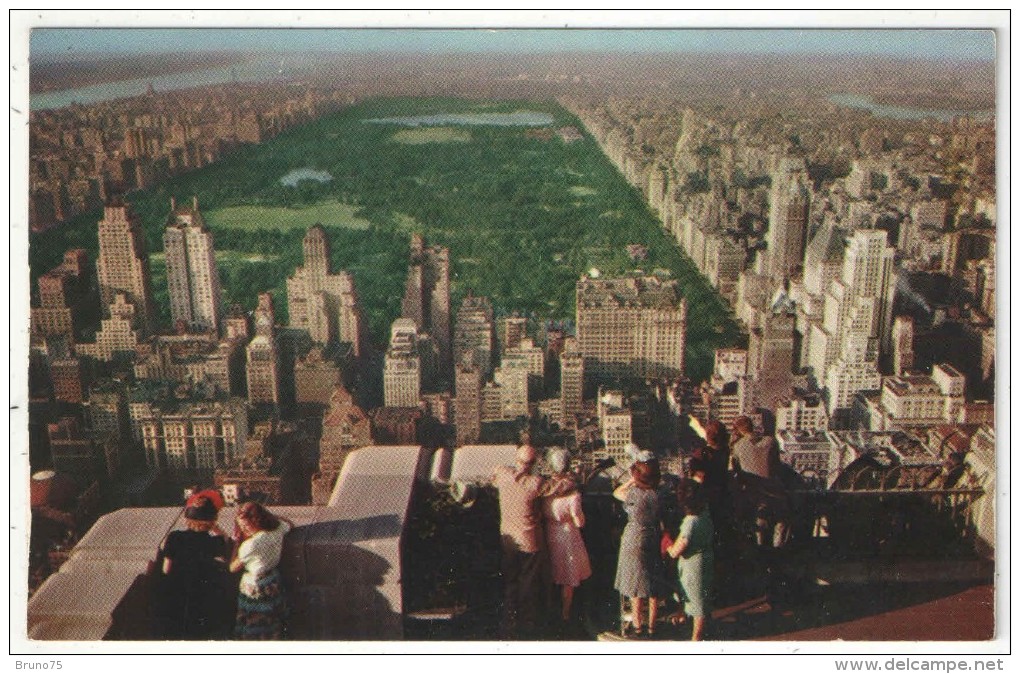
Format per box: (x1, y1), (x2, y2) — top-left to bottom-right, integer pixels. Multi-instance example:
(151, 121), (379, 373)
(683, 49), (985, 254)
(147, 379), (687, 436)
(18, 20), (1001, 648)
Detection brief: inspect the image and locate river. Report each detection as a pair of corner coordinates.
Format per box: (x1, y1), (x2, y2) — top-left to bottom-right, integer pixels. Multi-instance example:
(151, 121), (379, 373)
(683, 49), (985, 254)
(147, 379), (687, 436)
(828, 93), (993, 123)
(30, 56), (290, 111)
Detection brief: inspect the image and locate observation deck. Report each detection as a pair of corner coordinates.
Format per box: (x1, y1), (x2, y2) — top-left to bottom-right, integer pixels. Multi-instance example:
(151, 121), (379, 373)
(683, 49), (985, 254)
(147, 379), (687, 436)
(26, 445), (994, 642)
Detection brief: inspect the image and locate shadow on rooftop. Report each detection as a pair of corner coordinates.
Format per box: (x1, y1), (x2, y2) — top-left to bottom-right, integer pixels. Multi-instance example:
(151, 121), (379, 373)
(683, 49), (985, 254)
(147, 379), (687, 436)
(708, 581), (995, 642)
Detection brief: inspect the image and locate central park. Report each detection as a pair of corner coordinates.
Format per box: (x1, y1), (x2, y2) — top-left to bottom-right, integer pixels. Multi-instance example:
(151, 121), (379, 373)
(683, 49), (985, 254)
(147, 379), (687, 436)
(29, 97), (742, 382)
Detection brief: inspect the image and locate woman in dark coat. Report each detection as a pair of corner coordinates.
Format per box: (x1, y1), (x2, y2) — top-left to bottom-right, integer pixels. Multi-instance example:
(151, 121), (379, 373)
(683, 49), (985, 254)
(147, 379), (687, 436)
(158, 490), (231, 639)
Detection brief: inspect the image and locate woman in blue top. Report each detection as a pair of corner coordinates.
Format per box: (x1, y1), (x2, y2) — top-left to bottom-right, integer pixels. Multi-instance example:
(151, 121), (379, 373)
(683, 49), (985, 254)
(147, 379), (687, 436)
(668, 479), (715, 641)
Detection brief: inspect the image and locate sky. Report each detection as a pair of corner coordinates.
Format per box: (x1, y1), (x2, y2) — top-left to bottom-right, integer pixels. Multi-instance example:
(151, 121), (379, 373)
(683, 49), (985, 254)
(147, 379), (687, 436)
(30, 28), (996, 63)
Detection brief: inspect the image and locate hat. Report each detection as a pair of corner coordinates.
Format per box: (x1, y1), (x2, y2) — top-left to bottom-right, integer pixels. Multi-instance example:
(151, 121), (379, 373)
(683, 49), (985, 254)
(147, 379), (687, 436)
(547, 447), (570, 474)
(515, 443), (538, 466)
(184, 489), (224, 522)
(630, 459), (661, 490)
(624, 442), (654, 465)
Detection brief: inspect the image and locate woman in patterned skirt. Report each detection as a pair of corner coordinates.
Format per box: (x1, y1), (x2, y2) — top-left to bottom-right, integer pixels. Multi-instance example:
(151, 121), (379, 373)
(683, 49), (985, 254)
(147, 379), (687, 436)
(230, 502), (293, 640)
(613, 457), (666, 637)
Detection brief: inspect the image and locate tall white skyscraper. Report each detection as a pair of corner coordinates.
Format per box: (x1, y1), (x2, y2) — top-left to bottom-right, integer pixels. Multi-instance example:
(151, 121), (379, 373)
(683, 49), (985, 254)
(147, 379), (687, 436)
(96, 199), (155, 333)
(384, 318), (422, 408)
(164, 197), (223, 334)
(286, 226), (365, 355)
(808, 229), (895, 414)
(246, 292), (280, 405)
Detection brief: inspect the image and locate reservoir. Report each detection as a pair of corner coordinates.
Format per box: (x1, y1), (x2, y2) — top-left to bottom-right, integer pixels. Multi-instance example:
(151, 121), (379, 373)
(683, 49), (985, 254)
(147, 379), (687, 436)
(364, 111), (555, 127)
(828, 93), (993, 123)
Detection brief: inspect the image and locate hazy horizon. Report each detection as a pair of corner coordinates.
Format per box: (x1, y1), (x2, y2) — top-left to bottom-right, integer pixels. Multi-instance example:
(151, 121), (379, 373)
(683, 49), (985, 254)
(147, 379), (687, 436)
(31, 28), (996, 63)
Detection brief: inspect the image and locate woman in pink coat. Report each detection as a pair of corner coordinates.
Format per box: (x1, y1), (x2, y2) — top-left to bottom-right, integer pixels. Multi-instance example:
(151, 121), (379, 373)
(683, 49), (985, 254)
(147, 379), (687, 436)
(542, 448), (592, 623)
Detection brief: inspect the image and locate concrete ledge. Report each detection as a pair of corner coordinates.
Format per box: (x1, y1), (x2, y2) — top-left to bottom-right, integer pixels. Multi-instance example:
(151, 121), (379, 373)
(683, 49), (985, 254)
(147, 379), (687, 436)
(71, 508), (182, 565)
(27, 446), (428, 641)
(29, 617), (114, 641)
(28, 508), (186, 640)
(286, 445), (429, 639)
(28, 564), (142, 640)
(448, 445), (517, 482)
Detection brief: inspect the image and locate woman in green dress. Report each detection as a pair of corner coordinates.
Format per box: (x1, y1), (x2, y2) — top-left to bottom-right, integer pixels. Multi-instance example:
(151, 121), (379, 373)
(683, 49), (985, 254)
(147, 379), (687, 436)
(667, 479), (714, 641)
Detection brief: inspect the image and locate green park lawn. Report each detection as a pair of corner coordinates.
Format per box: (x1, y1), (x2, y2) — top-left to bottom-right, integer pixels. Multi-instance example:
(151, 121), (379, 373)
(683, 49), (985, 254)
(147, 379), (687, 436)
(205, 201), (372, 230)
(391, 127), (472, 145)
(29, 96), (741, 380)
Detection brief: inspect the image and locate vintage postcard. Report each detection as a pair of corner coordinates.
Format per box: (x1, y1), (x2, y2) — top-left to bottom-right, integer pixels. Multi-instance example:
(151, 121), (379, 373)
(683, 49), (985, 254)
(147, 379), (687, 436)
(9, 9), (1008, 664)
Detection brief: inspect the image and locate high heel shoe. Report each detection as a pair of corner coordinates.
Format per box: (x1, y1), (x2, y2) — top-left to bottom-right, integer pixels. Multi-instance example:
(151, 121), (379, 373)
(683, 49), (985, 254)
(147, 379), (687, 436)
(621, 622), (646, 639)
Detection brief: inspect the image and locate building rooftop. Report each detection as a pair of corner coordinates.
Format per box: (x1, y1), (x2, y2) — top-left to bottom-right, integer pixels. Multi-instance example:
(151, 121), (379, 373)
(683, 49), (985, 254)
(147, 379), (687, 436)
(576, 274), (684, 311)
(26, 441), (994, 643)
(778, 429), (831, 444)
(883, 374), (941, 396)
(164, 197), (208, 230)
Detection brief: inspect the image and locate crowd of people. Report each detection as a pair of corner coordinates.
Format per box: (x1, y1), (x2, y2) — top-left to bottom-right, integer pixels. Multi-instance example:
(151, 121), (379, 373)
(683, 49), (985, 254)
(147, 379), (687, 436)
(152, 413), (790, 642)
(490, 416), (793, 641)
(155, 491), (293, 640)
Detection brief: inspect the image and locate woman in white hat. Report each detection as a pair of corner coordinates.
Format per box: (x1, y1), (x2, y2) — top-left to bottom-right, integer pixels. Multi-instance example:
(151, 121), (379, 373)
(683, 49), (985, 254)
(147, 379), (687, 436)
(541, 448), (592, 624)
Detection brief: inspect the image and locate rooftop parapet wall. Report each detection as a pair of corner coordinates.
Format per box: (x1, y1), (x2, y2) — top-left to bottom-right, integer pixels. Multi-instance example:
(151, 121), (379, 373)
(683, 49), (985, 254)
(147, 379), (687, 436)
(289, 445), (431, 639)
(27, 445), (430, 642)
(447, 445), (518, 483)
(26, 442), (993, 642)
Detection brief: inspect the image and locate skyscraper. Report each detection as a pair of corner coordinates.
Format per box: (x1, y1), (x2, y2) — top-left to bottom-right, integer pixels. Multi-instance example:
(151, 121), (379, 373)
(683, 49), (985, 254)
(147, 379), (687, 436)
(383, 318), (422, 408)
(503, 338), (544, 378)
(454, 355), (483, 445)
(454, 293), (495, 378)
(163, 197), (223, 334)
(286, 225), (365, 356)
(493, 356), (529, 420)
(401, 234), (451, 372)
(501, 314), (528, 354)
(559, 337), (585, 428)
(797, 220), (846, 370)
(575, 274), (687, 382)
(748, 288), (797, 412)
(76, 293), (140, 363)
(31, 249), (90, 341)
(808, 229), (895, 414)
(892, 315), (915, 376)
(312, 384), (372, 504)
(96, 199), (155, 333)
(759, 157), (812, 281)
(246, 293), (279, 405)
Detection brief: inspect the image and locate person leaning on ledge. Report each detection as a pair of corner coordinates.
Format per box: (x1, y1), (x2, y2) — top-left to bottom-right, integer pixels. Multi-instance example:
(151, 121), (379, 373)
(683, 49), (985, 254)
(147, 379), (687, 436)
(157, 489), (232, 639)
(490, 435), (576, 639)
